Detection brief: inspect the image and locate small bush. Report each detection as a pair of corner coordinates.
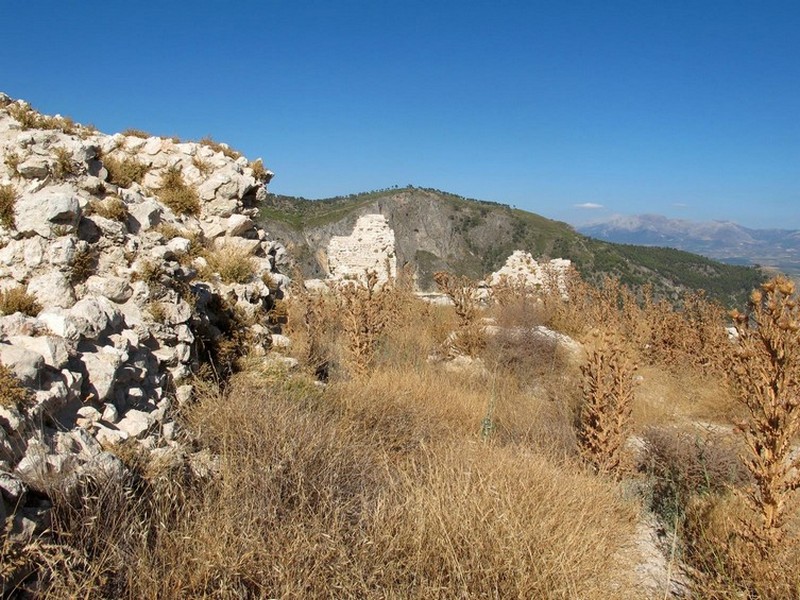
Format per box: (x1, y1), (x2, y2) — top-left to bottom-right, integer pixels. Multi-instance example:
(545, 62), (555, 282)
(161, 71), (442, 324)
(0, 286), (42, 316)
(157, 166), (200, 216)
(249, 159), (270, 182)
(4, 151), (21, 176)
(69, 246), (98, 284)
(191, 155), (212, 176)
(641, 426), (748, 527)
(132, 259), (164, 286)
(729, 275), (800, 555)
(0, 184), (17, 229)
(102, 154), (149, 188)
(199, 136), (242, 160)
(88, 196), (128, 222)
(147, 302), (167, 324)
(202, 245), (256, 284)
(52, 147), (79, 179)
(577, 328), (636, 478)
(0, 363), (32, 407)
(7, 102), (40, 129)
(122, 128), (151, 139)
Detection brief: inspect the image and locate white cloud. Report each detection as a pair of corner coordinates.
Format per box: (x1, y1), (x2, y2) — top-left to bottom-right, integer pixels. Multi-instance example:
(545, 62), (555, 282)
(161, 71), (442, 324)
(574, 202), (604, 209)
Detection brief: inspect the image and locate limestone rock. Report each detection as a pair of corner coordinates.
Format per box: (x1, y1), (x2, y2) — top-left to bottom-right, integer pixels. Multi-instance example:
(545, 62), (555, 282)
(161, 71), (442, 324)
(85, 275), (132, 303)
(7, 335), (71, 370)
(15, 189), (81, 237)
(0, 343), (45, 386)
(27, 271), (76, 308)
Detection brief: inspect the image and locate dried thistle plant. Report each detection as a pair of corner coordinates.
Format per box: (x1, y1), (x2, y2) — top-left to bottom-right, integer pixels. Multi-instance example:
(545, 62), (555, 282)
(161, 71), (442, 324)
(577, 328), (637, 478)
(433, 271), (485, 356)
(729, 275), (800, 556)
(337, 270), (394, 375)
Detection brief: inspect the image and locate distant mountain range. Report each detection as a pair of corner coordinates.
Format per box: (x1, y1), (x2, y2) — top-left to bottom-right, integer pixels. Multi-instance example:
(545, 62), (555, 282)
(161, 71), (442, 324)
(579, 214), (800, 276)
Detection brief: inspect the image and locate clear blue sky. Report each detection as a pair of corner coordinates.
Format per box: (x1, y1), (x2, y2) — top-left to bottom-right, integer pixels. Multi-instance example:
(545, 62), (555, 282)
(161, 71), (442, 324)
(3, 1), (798, 228)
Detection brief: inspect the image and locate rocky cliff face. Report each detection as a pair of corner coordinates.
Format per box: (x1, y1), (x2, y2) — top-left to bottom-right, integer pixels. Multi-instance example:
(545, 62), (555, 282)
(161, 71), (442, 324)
(0, 95), (288, 538)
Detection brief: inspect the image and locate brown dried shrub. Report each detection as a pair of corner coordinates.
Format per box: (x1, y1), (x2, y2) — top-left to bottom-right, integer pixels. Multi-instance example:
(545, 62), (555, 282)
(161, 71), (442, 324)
(577, 328), (637, 478)
(728, 275), (800, 556)
(0, 286), (42, 316)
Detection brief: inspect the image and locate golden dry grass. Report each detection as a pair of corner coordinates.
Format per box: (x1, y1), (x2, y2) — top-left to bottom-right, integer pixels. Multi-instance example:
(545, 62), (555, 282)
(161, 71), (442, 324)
(0, 184), (16, 229)
(0, 286), (41, 316)
(11, 269), (800, 598)
(102, 154), (149, 188)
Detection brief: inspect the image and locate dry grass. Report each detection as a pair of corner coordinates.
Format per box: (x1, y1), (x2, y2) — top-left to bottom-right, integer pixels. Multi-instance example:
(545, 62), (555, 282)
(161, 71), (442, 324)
(121, 128), (151, 138)
(87, 196), (128, 222)
(682, 492), (800, 598)
(20, 366), (637, 598)
(156, 166), (200, 216)
(12, 261), (800, 597)
(0, 363), (32, 407)
(249, 158), (270, 182)
(102, 154), (149, 188)
(4, 151), (21, 177)
(201, 245), (256, 284)
(632, 366), (741, 428)
(6, 103), (77, 133)
(199, 136), (242, 160)
(0, 184), (16, 230)
(0, 286), (42, 317)
(52, 147), (79, 179)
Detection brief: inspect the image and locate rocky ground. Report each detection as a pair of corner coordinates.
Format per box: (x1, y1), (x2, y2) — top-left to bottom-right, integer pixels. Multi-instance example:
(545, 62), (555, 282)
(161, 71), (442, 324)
(0, 94), (290, 543)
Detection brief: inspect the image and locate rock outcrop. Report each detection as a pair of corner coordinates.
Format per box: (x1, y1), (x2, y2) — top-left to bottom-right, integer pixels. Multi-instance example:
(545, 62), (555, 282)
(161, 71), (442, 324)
(0, 94), (286, 538)
(488, 251), (571, 294)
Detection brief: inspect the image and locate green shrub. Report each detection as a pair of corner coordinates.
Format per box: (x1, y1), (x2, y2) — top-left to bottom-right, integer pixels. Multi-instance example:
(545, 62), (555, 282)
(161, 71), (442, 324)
(0, 286), (42, 316)
(0, 184), (17, 229)
(157, 166), (200, 216)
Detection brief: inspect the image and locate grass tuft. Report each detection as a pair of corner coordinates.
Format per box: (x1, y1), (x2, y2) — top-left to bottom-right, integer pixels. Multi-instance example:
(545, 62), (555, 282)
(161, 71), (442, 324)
(0, 184), (17, 229)
(0, 286), (42, 316)
(156, 166), (200, 216)
(102, 154), (149, 188)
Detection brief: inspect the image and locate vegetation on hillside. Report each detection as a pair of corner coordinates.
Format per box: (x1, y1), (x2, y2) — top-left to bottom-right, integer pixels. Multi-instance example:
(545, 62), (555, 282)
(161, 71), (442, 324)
(8, 266), (800, 598)
(258, 186), (766, 306)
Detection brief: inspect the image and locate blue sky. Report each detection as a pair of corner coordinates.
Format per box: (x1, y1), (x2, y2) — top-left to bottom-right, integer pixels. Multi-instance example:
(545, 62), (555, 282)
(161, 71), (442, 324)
(3, 1), (798, 228)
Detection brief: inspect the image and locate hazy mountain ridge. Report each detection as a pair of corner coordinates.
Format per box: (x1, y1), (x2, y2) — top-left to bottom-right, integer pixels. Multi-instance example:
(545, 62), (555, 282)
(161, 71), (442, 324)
(579, 214), (800, 276)
(258, 188), (766, 306)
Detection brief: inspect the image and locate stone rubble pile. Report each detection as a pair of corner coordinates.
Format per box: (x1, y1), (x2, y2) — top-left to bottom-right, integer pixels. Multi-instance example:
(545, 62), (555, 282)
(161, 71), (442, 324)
(487, 250), (571, 295)
(0, 94), (288, 537)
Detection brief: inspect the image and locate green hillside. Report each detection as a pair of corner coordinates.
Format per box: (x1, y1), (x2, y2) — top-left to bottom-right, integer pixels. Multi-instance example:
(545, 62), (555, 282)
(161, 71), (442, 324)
(258, 186), (765, 307)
